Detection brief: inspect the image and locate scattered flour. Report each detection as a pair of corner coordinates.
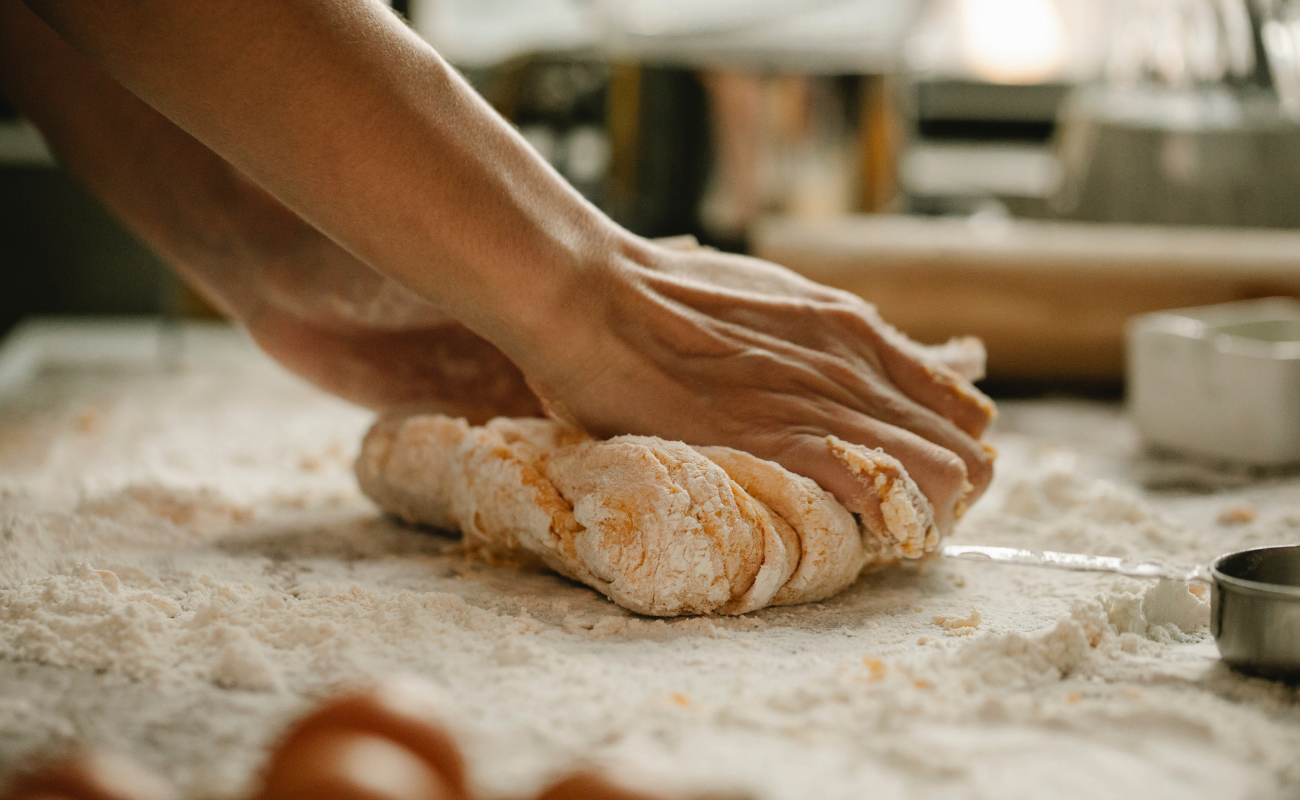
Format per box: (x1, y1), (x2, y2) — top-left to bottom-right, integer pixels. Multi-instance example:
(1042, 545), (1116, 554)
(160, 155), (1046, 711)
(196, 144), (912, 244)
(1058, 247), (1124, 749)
(944, 578), (1209, 691)
(1, 328), (1299, 800)
(932, 607), (982, 635)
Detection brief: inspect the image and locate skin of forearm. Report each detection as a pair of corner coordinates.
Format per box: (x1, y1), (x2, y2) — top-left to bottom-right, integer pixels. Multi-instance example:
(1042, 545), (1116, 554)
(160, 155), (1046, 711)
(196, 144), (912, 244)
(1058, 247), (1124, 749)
(19, 0), (629, 364)
(0, 0), (459, 335)
(1, 0), (549, 419)
(0, 0), (295, 320)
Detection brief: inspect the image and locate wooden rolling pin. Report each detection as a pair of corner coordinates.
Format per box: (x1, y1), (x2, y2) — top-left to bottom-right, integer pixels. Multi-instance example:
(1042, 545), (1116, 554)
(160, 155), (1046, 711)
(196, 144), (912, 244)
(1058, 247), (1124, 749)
(752, 214), (1300, 383)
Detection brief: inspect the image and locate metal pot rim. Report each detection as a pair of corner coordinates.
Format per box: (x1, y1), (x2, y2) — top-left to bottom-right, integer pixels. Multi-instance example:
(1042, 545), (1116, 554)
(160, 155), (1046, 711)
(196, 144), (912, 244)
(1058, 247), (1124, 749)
(1211, 544), (1300, 600)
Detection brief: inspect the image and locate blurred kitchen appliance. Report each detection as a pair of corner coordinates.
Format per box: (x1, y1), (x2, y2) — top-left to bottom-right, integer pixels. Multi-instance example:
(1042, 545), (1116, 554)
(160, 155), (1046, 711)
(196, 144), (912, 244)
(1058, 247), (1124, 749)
(1127, 298), (1300, 464)
(1054, 86), (1300, 227)
(895, 0), (1106, 215)
(1053, 0), (1300, 228)
(899, 79), (1068, 215)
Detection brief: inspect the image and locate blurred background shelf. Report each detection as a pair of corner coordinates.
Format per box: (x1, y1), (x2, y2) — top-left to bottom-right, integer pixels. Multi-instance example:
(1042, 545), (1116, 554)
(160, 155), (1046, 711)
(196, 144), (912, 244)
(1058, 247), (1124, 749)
(754, 214), (1300, 384)
(408, 0), (923, 73)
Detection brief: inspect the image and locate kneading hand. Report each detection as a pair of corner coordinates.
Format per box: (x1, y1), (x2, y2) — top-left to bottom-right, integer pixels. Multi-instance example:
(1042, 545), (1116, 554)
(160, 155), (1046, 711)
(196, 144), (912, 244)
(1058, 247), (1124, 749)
(516, 237), (996, 536)
(5, 0), (994, 533)
(239, 226), (543, 423)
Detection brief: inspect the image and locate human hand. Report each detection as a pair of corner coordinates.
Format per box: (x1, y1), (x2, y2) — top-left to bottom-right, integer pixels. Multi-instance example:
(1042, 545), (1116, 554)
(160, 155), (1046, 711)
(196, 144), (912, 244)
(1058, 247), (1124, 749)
(515, 237), (996, 536)
(230, 217), (543, 423)
(2, 0), (987, 534)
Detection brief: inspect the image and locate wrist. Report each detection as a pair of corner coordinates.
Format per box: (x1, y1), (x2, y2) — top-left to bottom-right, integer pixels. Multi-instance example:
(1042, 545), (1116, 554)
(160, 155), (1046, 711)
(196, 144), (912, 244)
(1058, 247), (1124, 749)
(483, 227), (650, 397)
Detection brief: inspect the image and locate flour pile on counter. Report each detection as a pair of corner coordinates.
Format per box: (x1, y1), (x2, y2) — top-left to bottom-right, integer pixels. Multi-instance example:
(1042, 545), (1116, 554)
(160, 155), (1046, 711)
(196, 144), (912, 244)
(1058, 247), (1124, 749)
(2, 327), (1299, 800)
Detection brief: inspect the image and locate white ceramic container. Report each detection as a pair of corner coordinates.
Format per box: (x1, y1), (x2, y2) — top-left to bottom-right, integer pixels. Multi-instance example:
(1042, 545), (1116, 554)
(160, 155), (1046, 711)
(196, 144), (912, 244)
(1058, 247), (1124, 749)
(1127, 297), (1300, 465)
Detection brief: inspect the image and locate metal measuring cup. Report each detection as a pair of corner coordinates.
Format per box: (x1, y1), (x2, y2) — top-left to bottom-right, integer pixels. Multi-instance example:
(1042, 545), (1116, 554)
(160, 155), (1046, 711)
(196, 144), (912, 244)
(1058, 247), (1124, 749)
(942, 543), (1300, 680)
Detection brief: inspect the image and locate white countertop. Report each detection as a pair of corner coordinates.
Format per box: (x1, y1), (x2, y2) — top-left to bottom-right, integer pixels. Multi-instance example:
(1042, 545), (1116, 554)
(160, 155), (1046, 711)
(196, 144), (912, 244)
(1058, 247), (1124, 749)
(2, 318), (1298, 799)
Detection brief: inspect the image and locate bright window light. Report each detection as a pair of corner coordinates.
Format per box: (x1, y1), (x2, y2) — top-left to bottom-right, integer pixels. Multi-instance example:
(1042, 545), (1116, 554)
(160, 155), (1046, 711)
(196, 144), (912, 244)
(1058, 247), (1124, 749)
(960, 0), (1066, 84)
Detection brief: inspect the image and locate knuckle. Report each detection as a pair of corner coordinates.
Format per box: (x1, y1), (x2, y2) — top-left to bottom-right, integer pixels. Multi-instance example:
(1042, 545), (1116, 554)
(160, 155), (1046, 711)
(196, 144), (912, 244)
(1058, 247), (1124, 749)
(919, 447), (968, 503)
(938, 450), (969, 490)
(965, 446), (995, 491)
(810, 295), (875, 328)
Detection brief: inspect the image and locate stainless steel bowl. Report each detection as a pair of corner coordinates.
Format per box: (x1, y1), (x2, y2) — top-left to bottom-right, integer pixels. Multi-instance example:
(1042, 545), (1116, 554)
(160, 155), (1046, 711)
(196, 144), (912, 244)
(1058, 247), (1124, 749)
(1211, 544), (1300, 681)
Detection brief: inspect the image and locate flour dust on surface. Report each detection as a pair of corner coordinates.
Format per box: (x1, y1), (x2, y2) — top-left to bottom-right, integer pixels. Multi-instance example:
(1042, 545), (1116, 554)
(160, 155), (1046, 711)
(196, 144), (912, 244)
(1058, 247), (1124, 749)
(1, 329), (1299, 800)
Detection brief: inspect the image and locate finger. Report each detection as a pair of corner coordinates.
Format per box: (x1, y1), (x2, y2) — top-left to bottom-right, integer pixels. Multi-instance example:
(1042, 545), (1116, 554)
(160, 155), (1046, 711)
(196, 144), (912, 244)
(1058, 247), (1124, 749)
(861, 385), (994, 510)
(256, 678), (468, 800)
(755, 411), (967, 542)
(824, 414), (968, 536)
(872, 338), (994, 439)
(534, 773), (670, 800)
(653, 280), (995, 443)
(5, 751), (175, 800)
(877, 342), (995, 440)
(257, 729), (455, 800)
(793, 349), (993, 505)
(832, 305), (996, 439)
(618, 303), (993, 511)
(761, 430), (947, 557)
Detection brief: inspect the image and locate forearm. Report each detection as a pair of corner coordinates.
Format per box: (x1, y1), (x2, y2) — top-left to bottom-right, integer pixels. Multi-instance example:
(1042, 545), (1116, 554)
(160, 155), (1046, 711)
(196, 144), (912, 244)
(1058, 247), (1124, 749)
(0, 0), (303, 319)
(20, 0), (630, 362)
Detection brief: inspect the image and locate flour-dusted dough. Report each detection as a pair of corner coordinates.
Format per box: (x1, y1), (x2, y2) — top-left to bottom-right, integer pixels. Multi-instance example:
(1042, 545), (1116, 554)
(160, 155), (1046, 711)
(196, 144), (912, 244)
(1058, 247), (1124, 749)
(692, 446), (865, 606)
(356, 414), (941, 616)
(355, 414), (469, 530)
(545, 436), (780, 615)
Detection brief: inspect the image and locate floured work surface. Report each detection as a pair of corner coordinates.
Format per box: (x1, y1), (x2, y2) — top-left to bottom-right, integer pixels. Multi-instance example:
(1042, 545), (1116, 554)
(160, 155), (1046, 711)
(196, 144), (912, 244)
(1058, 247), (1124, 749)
(2, 321), (1299, 799)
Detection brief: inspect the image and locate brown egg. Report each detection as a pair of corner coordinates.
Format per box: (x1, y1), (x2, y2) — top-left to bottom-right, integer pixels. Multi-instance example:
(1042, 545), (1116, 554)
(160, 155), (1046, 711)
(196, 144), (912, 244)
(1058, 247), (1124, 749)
(533, 773), (668, 800)
(4, 751), (175, 800)
(258, 728), (455, 800)
(256, 678), (467, 800)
